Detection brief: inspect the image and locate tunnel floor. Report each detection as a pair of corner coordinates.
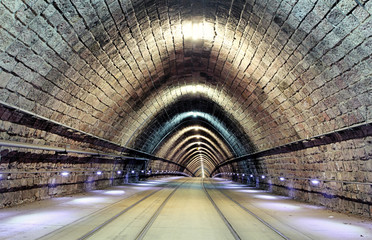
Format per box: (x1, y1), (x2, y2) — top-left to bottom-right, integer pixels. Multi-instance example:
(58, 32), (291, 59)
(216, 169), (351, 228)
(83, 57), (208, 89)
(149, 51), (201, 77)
(0, 177), (371, 240)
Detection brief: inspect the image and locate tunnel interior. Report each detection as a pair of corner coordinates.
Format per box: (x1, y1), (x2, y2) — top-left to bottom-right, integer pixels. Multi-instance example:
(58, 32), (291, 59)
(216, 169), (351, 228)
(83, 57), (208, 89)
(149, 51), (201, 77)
(0, 0), (371, 217)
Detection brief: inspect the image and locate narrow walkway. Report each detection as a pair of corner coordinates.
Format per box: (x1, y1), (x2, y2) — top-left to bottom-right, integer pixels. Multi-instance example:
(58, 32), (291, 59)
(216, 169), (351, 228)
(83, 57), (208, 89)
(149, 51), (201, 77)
(0, 177), (370, 240)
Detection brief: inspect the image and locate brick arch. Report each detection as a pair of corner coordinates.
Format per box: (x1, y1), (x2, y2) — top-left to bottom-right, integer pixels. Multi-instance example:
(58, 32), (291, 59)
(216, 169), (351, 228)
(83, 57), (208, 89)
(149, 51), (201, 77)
(2, 0), (369, 153)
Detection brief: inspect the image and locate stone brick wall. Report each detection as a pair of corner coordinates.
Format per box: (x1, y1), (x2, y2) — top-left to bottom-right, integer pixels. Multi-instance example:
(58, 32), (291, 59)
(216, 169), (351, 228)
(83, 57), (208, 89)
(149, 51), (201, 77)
(252, 135), (372, 217)
(1, 0), (371, 153)
(0, 114), (127, 208)
(0, 0), (371, 214)
(0, 151), (125, 207)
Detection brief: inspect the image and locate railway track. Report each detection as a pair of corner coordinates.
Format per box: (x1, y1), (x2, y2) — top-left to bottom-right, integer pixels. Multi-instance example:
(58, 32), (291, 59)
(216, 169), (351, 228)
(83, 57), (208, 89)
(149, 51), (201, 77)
(37, 179), (185, 240)
(79, 180), (186, 240)
(135, 180), (184, 240)
(202, 179), (290, 240)
(39, 178), (291, 240)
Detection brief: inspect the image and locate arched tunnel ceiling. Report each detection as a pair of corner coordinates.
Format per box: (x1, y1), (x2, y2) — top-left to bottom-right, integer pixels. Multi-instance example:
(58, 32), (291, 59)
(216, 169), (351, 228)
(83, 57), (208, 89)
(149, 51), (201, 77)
(1, 0), (371, 175)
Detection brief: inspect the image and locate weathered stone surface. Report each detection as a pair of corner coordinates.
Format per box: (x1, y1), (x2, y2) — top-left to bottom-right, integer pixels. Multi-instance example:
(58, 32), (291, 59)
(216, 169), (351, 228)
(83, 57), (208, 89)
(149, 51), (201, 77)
(0, 0), (370, 217)
(260, 135), (372, 217)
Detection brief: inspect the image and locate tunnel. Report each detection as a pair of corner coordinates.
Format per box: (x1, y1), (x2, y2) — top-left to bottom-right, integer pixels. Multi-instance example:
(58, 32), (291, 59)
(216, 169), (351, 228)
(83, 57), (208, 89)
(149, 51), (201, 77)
(0, 0), (371, 239)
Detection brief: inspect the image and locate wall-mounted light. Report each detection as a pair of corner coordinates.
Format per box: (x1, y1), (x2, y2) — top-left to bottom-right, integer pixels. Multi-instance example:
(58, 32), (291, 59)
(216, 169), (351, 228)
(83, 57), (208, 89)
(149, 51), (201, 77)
(311, 179), (320, 185)
(279, 177), (285, 181)
(242, 174), (245, 177)
(61, 172), (69, 176)
(261, 175), (266, 179)
(97, 171), (102, 175)
(250, 174), (253, 177)
(131, 170), (135, 174)
(141, 170), (144, 173)
(117, 171), (122, 174)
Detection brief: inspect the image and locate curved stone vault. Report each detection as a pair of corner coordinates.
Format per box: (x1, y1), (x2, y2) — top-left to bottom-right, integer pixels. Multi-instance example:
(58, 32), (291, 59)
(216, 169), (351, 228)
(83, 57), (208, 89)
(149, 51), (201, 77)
(0, 0), (371, 215)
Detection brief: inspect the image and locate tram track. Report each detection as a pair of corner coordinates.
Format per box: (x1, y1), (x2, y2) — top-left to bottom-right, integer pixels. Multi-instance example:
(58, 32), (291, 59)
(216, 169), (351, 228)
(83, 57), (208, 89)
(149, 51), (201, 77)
(39, 178), (291, 240)
(37, 179), (184, 240)
(203, 178), (290, 240)
(135, 180), (185, 240)
(7, 178), (370, 240)
(202, 179), (241, 240)
(78, 179), (186, 240)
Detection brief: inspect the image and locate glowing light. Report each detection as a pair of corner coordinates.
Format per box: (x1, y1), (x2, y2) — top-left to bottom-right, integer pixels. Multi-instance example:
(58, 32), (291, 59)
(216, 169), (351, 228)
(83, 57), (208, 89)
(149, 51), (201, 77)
(224, 186), (242, 189)
(71, 197), (106, 204)
(258, 202), (300, 211)
(141, 170), (144, 173)
(254, 194), (278, 200)
(311, 179), (320, 185)
(4, 211), (70, 225)
(182, 84), (208, 94)
(261, 175), (266, 179)
(203, 22), (215, 40)
(131, 170), (135, 174)
(133, 183), (153, 186)
(193, 23), (202, 40)
(96, 171), (102, 175)
(250, 174), (253, 177)
(279, 177), (285, 181)
(61, 172), (69, 176)
(239, 189), (266, 193)
(103, 190), (125, 195)
(183, 22), (193, 38)
(294, 218), (366, 238)
(117, 171), (122, 174)
(182, 22), (214, 40)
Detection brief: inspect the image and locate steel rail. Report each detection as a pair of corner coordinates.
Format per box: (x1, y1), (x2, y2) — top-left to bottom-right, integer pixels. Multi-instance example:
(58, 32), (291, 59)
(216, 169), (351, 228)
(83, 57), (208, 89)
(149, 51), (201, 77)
(209, 179), (290, 240)
(36, 181), (173, 240)
(201, 179), (241, 240)
(76, 180), (184, 240)
(135, 180), (186, 240)
(73, 180), (185, 240)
